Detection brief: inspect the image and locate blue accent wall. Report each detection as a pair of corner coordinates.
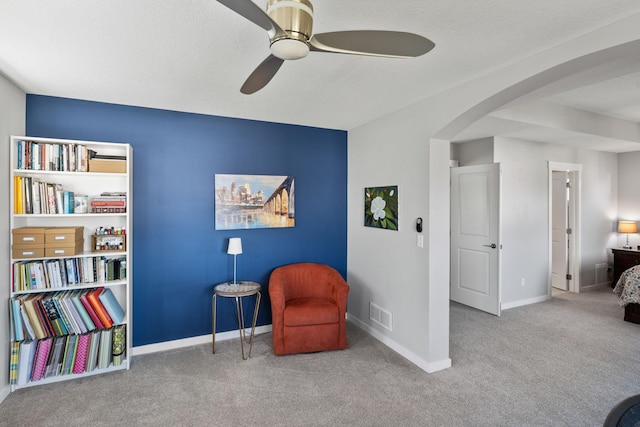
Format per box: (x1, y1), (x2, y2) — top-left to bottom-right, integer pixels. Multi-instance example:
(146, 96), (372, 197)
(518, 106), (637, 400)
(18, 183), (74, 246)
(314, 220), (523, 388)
(26, 95), (347, 347)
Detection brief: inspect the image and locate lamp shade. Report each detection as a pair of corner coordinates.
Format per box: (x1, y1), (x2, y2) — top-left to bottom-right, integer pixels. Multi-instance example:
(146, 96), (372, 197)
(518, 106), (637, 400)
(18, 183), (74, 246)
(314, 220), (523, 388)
(618, 221), (638, 234)
(227, 237), (243, 255)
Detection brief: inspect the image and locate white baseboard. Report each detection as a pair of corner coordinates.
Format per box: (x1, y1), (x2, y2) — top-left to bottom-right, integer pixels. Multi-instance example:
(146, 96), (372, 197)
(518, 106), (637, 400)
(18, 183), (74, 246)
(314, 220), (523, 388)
(501, 295), (550, 310)
(133, 317), (453, 374)
(346, 314), (451, 374)
(132, 325), (272, 357)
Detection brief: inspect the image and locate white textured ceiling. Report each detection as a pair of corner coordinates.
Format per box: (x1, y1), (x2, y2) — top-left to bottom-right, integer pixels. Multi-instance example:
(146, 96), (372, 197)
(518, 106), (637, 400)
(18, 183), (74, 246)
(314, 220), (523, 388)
(1, 1), (640, 152)
(548, 72), (640, 122)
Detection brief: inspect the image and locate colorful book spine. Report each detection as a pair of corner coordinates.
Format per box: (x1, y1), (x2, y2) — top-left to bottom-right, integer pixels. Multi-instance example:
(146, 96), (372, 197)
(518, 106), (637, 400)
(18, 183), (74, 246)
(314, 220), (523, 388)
(10, 298), (25, 342)
(98, 288), (125, 325)
(41, 297), (67, 336)
(112, 325), (126, 367)
(18, 296), (36, 341)
(30, 338), (53, 382)
(87, 288), (113, 328)
(17, 340), (37, 386)
(34, 295), (56, 338)
(9, 341), (20, 385)
(80, 292), (105, 330)
(70, 291), (96, 331)
(46, 336), (65, 378)
(57, 293), (84, 335)
(98, 328), (113, 369)
(53, 296), (76, 335)
(90, 199), (126, 206)
(86, 330), (100, 372)
(14, 176), (23, 214)
(63, 191), (75, 214)
(23, 295), (47, 340)
(60, 335), (78, 376)
(73, 333), (91, 374)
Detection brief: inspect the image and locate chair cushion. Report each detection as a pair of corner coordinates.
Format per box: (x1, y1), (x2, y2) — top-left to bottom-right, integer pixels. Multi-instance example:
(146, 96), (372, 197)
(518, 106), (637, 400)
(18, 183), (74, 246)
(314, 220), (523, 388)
(284, 298), (340, 326)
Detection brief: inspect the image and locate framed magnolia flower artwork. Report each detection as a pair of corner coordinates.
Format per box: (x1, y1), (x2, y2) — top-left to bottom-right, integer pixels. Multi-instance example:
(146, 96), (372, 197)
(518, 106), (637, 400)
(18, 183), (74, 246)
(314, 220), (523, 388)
(364, 185), (398, 230)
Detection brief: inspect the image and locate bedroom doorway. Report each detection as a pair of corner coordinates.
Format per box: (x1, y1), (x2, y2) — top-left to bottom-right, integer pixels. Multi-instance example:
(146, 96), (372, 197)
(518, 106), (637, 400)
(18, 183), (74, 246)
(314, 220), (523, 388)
(548, 162), (582, 294)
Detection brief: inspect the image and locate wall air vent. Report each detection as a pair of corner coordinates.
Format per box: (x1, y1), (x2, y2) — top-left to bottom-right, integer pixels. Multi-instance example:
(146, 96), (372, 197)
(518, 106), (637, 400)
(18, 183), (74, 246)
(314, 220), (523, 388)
(370, 302), (393, 331)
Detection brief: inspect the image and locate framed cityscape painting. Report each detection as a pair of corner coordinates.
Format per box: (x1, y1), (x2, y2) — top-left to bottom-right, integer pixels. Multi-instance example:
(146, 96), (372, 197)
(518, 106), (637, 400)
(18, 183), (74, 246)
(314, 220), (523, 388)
(215, 174), (295, 230)
(364, 185), (398, 231)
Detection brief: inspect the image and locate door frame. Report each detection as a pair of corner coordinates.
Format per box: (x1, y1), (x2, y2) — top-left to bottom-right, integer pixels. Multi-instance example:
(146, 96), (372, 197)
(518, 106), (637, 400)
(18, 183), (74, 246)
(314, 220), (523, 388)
(547, 161), (582, 294)
(551, 170), (569, 291)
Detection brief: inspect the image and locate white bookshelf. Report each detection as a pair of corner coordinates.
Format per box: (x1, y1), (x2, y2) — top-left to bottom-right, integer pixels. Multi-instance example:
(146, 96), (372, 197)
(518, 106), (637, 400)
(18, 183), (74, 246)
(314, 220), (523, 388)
(8, 135), (133, 390)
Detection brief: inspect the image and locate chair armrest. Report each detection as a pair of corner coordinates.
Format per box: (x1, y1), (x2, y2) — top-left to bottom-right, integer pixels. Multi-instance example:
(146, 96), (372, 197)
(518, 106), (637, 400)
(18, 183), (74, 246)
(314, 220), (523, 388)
(332, 278), (349, 316)
(269, 278), (286, 315)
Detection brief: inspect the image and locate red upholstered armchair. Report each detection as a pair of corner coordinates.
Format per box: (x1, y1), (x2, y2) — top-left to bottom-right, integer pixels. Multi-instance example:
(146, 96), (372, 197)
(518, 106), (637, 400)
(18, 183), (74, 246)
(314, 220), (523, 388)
(269, 263), (349, 355)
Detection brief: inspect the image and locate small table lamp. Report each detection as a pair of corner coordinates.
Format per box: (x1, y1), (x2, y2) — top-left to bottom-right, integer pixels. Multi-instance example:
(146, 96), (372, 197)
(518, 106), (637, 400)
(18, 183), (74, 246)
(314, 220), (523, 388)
(618, 221), (638, 249)
(227, 237), (243, 285)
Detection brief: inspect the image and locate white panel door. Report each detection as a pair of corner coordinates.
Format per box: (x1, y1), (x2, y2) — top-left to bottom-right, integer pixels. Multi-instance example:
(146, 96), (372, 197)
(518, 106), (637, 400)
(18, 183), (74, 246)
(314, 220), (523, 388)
(551, 171), (569, 290)
(451, 163), (501, 316)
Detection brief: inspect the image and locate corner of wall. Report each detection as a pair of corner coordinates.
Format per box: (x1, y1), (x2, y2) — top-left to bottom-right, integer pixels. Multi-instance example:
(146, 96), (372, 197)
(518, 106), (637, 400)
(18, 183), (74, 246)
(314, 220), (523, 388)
(346, 313), (451, 374)
(0, 74), (26, 400)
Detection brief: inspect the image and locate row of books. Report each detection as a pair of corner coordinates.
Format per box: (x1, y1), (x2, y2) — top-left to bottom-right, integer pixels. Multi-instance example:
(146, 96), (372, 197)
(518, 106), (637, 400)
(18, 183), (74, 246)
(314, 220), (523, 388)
(12, 256), (126, 292)
(10, 287), (125, 341)
(14, 176), (75, 215)
(9, 325), (126, 386)
(15, 139), (97, 172)
(14, 176), (128, 215)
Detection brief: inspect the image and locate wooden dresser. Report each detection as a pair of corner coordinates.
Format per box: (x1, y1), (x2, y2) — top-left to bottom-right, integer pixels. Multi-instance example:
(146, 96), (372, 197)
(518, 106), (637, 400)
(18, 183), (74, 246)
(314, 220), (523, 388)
(611, 248), (640, 287)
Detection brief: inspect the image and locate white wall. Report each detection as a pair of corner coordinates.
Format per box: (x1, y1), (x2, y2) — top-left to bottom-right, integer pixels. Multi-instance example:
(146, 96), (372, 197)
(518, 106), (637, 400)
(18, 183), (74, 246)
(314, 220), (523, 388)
(0, 73), (26, 401)
(347, 105), (451, 371)
(617, 152), (640, 249)
(493, 137), (618, 304)
(452, 138), (494, 166)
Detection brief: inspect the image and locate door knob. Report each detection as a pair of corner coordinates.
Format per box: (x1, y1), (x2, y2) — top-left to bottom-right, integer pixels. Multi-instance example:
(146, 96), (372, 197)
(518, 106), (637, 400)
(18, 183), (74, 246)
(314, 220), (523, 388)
(483, 243), (497, 249)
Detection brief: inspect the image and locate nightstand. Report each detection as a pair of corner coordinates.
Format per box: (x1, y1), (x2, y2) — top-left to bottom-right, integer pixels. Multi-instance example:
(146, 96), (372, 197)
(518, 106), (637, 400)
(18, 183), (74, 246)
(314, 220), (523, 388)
(611, 248), (640, 287)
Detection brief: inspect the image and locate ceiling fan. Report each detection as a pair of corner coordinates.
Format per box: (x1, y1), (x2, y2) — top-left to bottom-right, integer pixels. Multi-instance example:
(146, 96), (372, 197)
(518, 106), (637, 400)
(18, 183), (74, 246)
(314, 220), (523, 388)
(217, 0), (435, 94)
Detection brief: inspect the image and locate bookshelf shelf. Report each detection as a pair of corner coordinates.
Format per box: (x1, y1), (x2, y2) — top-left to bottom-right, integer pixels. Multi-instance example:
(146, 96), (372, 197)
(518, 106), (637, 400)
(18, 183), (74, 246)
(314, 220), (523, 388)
(8, 135), (133, 391)
(12, 250), (127, 261)
(11, 280), (128, 296)
(13, 363), (128, 390)
(14, 169), (127, 177)
(14, 213), (127, 219)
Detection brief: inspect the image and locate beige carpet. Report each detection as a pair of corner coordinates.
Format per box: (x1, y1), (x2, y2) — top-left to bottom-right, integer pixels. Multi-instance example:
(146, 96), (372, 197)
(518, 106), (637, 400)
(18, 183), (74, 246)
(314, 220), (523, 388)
(1, 286), (638, 426)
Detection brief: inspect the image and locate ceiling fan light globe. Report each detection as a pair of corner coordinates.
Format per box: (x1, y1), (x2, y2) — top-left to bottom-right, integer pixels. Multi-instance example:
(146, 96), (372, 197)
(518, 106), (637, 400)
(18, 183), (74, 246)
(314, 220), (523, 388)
(270, 38), (309, 60)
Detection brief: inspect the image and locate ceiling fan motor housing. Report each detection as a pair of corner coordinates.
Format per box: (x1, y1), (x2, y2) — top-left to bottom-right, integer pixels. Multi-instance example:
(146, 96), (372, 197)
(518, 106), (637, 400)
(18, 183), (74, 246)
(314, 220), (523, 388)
(267, 0), (314, 60)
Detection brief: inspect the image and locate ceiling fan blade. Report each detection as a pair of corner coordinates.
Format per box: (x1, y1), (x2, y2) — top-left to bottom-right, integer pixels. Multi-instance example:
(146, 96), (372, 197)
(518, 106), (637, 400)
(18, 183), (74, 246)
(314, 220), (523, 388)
(309, 30), (435, 58)
(241, 55), (285, 94)
(217, 0), (287, 39)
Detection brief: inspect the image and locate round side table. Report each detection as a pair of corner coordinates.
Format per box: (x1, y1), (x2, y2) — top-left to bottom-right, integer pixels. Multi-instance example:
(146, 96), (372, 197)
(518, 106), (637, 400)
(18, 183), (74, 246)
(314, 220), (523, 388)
(212, 281), (261, 360)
